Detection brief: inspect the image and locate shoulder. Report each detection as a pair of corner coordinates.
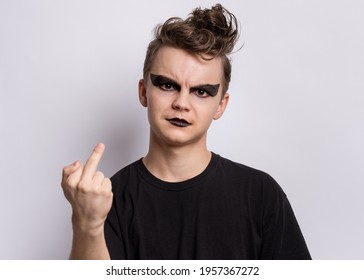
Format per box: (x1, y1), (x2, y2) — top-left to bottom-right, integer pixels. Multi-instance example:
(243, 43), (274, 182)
(216, 154), (280, 185)
(214, 154), (286, 199)
(109, 159), (142, 194)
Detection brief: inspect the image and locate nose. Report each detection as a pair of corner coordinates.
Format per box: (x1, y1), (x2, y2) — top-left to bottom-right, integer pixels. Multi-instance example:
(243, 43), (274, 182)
(172, 90), (190, 111)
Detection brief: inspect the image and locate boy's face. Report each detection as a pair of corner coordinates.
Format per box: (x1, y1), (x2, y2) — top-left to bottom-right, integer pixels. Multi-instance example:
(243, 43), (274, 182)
(139, 46), (229, 147)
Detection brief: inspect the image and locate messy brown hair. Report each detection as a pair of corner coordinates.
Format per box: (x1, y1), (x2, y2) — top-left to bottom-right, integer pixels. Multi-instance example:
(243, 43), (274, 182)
(143, 4), (239, 95)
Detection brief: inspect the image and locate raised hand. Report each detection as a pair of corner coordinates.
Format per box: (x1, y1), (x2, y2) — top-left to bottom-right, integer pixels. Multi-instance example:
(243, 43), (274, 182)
(61, 143), (113, 235)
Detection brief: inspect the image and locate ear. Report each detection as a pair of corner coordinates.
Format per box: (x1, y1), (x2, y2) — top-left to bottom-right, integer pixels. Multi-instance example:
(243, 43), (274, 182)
(138, 79), (148, 107)
(213, 93), (229, 120)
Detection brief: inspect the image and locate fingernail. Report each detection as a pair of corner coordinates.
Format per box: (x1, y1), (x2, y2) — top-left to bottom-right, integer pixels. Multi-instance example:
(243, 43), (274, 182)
(96, 143), (105, 150)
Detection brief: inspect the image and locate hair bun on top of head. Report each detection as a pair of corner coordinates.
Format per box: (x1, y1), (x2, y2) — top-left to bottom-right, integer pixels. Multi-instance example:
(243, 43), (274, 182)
(155, 3), (239, 58)
(187, 4), (239, 55)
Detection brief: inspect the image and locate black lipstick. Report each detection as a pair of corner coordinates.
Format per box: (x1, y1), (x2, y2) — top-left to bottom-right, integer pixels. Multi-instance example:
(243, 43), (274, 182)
(168, 118), (191, 127)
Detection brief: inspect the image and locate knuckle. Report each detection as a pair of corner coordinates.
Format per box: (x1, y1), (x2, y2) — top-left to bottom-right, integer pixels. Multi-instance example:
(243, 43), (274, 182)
(65, 177), (76, 188)
(95, 171), (105, 178)
(62, 166), (70, 177)
(102, 188), (113, 197)
(103, 178), (112, 188)
(78, 179), (89, 191)
(64, 173), (79, 188)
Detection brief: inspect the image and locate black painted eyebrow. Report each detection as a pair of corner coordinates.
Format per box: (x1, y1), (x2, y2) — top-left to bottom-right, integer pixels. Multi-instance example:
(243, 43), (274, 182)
(190, 84), (220, 97)
(150, 73), (220, 96)
(150, 74), (181, 91)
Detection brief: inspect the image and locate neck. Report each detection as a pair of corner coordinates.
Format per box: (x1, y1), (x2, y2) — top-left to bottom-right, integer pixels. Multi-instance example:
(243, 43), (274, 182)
(143, 134), (212, 182)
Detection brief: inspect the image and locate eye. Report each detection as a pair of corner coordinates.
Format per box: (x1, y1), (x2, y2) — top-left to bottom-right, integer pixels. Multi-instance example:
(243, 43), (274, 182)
(159, 83), (176, 91)
(194, 89), (210, 98)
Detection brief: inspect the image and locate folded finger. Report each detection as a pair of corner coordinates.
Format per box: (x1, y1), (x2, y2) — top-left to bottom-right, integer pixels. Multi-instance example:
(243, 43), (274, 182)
(102, 177), (112, 191)
(62, 160), (80, 177)
(65, 163), (84, 188)
(92, 171), (105, 185)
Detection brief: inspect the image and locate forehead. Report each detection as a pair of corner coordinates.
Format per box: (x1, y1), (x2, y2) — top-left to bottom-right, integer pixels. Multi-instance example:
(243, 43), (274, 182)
(150, 46), (224, 84)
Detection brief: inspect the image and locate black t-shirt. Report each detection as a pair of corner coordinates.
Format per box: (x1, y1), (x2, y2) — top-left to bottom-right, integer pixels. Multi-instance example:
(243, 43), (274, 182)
(104, 153), (311, 259)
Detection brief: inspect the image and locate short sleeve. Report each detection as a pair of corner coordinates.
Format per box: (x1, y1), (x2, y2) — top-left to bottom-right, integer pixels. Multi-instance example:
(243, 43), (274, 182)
(259, 175), (311, 260)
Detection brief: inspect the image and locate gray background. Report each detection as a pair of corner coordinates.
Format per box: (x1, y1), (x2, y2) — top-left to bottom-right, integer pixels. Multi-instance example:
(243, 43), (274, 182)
(1, 0), (363, 259)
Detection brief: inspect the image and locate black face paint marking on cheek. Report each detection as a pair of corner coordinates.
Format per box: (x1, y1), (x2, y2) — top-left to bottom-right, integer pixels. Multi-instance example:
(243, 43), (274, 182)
(150, 74), (181, 91)
(191, 84), (220, 97)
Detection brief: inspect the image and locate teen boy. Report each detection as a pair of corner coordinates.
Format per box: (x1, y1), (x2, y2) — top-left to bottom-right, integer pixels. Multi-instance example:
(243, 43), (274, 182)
(61, 4), (311, 260)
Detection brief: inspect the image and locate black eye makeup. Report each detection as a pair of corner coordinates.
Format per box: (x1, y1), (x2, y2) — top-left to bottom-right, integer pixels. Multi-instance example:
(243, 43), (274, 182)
(190, 84), (220, 97)
(150, 74), (181, 91)
(150, 73), (220, 97)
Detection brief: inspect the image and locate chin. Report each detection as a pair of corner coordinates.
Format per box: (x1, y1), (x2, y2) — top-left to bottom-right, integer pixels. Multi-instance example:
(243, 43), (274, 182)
(161, 132), (207, 148)
(150, 123), (207, 147)
(162, 136), (193, 147)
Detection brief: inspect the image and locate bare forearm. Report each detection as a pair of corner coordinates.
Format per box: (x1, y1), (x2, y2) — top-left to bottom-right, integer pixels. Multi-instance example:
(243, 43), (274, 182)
(69, 228), (110, 260)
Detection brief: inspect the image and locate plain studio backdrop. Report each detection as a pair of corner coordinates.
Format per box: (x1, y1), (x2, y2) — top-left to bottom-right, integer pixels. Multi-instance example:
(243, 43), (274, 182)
(0, 0), (363, 260)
